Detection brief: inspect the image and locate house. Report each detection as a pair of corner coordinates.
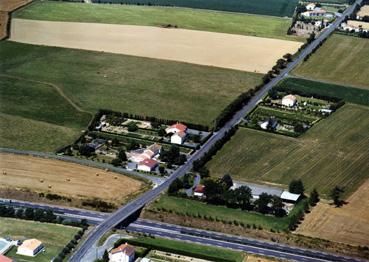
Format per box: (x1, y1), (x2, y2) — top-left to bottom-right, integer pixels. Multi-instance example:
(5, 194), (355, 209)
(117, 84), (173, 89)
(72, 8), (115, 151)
(165, 123), (187, 134)
(109, 243), (135, 262)
(17, 239), (44, 257)
(143, 144), (161, 158)
(302, 8), (327, 17)
(128, 144), (161, 163)
(194, 184), (205, 197)
(137, 159), (158, 172)
(87, 138), (106, 150)
(281, 94), (297, 107)
(280, 191), (301, 203)
(171, 131), (187, 145)
(0, 255), (13, 262)
(306, 3), (316, 11)
(260, 118), (278, 130)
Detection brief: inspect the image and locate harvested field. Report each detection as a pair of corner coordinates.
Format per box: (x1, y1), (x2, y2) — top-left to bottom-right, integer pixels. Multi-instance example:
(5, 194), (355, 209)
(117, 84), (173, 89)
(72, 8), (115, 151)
(357, 5), (369, 17)
(347, 20), (369, 30)
(296, 178), (369, 246)
(0, 153), (144, 206)
(10, 18), (302, 73)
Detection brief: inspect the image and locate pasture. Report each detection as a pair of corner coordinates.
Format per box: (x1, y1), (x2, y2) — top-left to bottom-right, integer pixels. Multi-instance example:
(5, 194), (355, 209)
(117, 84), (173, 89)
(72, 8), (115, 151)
(0, 217), (79, 262)
(293, 34), (369, 89)
(0, 153), (144, 208)
(14, 1), (301, 41)
(297, 178), (369, 247)
(0, 41), (262, 128)
(206, 104), (369, 198)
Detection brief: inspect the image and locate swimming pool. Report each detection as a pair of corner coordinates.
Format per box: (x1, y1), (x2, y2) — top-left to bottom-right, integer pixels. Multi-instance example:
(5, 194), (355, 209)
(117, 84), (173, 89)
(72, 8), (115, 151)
(0, 238), (13, 255)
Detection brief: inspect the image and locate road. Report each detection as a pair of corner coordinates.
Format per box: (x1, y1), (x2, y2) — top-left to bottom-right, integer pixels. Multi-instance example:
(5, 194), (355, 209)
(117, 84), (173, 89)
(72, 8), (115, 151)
(68, 1), (363, 260)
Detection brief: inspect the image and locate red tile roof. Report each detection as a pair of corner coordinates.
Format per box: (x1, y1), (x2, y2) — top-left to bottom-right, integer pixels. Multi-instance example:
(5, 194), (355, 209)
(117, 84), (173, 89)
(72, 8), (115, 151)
(111, 243), (135, 256)
(171, 123), (187, 132)
(139, 158), (158, 168)
(194, 184), (205, 193)
(0, 255), (13, 262)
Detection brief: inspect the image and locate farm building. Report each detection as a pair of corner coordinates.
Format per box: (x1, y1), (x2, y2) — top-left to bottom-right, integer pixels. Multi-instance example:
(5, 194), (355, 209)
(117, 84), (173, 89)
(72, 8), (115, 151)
(137, 159), (158, 172)
(109, 243), (135, 262)
(281, 94), (297, 107)
(0, 255), (13, 262)
(171, 131), (187, 145)
(194, 184), (205, 197)
(128, 143), (161, 163)
(280, 191), (302, 203)
(17, 239), (44, 257)
(302, 8), (327, 17)
(165, 123), (187, 134)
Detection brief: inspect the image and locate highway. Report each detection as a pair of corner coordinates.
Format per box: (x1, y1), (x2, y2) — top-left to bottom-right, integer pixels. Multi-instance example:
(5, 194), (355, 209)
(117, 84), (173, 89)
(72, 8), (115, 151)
(68, 1), (363, 260)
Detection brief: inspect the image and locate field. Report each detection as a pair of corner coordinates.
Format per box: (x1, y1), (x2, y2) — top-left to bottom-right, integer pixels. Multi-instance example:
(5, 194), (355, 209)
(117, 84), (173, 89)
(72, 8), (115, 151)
(10, 18), (301, 73)
(296, 178), (369, 247)
(0, 153), (144, 208)
(13, 1), (302, 41)
(293, 34), (369, 89)
(357, 5), (369, 17)
(0, 217), (79, 262)
(276, 78), (369, 106)
(0, 41), (262, 129)
(120, 236), (245, 262)
(0, 0), (32, 39)
(88, 0), (298, 17)
(206, 104), (369, 198)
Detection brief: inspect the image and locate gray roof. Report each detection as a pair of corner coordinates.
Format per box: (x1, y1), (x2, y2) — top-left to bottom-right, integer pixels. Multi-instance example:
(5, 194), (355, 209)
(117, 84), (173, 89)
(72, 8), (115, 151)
(232, 181), (283, 197)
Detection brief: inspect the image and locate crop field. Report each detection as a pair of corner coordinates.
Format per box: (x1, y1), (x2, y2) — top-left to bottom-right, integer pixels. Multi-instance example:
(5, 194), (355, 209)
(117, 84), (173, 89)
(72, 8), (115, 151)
(293, 34), (369, 89)
(88, 0), (298, 17)
(276, 78), (369, 106)
(10, 18), (301, 73)
(0, 41), (262, 129)
(14, 1), (302, 41)
(0, 217), (79, 262)
(296, 178), (369, 247)
(0, 153), (144, 208)
(207, 104), (369, 198)
(0, 75), (91, 151)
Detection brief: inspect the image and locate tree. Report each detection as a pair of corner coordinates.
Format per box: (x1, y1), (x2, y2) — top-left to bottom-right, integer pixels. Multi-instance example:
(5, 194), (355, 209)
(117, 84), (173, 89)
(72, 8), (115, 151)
(203, 179), (225, 205)
(232, 186), (252, 210)
(168, 178), (183, 195)
(79, 145), (95, 157)
(15, 208), (24, 219)
(294, 123), (305, 133)
(127, 122), (138, 132)
(111, 158), (122, 167)
(330, 186), (344, 207)
(24, 208), (35, 220)
(117, 148), (127, 162)
(289, 179), (305, 194)
(271, 196), (286, 217)
(309, 189), (320, 206)
(102, 250), (109, 262)
(255, 193), (271, 214)
(126, 140), (139, 151)
(220, 174), (233, 190)
(45, 209), (56, 223)
(34, 209), (45, 221)
(158, 127), (166, 137)
(182, 173), (191, 189)
(158, 165), (165, 175)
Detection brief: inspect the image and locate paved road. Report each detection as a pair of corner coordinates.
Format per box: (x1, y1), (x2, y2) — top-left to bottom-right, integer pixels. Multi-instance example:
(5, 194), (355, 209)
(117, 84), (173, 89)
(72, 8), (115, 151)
(68, 1), (363, 260)
(0, 147), (165, 186)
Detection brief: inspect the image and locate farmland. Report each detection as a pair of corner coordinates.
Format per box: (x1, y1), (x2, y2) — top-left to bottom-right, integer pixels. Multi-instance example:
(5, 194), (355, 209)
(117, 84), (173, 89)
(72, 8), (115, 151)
(0, 41), (262, 128)
(84, 0), (297, 17)
(0, 217), (79, 262)
(0, 153), (145, 210)
(206, 104), (369, 198)
(293, 34), (369, 89)
(296, 178), (369, 247)
(14, 1), (302, 41)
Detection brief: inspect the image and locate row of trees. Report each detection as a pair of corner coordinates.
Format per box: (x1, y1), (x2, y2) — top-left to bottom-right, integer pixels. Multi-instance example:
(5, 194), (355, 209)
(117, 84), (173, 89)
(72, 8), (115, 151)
(53, 227), (87, 262)
(0, 205), (57, 223)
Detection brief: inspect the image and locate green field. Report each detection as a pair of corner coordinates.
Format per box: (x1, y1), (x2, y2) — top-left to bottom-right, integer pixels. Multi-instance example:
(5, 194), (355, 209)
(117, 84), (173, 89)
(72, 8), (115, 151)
(149, 195), (307, 231)
(86, 0), (298, 17)
(14, 1), (301, 41)
(120, 235), (245, 262)
(207, 104), (369, 198)
(293, 34), (369, 89)
(0, 41), (261, 128)
(276, 78), (369, 106)
(0, 217), (79, 262)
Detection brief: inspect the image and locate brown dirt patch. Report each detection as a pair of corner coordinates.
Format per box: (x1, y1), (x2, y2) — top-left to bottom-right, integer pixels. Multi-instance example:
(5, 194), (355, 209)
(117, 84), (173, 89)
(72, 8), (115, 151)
(0, 153), (143, 205)
(9, 18), (302, 74)
(0, 0), (31, 39)
(296, 179), (369, 247)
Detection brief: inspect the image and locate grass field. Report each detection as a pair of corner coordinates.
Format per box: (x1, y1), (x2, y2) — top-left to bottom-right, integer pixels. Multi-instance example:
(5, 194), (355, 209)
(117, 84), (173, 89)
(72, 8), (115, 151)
(88, 0), (298, 17)
(276, 78), (369, 106)
(14, 1), (302, 41)
(0, 217), (79, 262)
(121, 235), (245, 262)
(207, 104), (369, 198)
(0, 153), (144, 209)
(0, 41), (261, 128)
(293, 34), (369, 89)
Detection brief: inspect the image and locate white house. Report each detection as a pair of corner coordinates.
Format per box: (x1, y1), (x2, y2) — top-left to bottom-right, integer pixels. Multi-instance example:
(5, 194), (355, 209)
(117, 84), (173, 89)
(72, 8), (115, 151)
(17, 239), (43, 257)
(171, 131), (187, 145)
(306, 3), (316, 11)
(137, 159), (158, 172)
(302, 8), (327, 17)
(281, 94), (297, 107)
(109, 243), (135, 262)
(165, 123), (187, 134)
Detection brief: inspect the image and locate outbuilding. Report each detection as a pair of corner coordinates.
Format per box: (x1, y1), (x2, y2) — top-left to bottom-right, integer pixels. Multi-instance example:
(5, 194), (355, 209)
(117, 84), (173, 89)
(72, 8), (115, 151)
(137, 159), (158, 172)
(171, 131), (187, 145)
(280, 191), (301, 203)
(17, 239), (44, 257)
(281, 94), (297, 107)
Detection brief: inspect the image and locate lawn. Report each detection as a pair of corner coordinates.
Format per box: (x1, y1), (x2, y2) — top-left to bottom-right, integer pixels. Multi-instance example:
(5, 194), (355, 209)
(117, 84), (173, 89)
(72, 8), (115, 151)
(87, 0), (298, 17)
(206, 104), (369, 198)
(0, 217), (79, 262)
(276, 78), (369, 106)
(120, 235), (245, 262)
(0, 41), (262, 128)
(293, 34), (369, 89)
(14, 1), (302, 41)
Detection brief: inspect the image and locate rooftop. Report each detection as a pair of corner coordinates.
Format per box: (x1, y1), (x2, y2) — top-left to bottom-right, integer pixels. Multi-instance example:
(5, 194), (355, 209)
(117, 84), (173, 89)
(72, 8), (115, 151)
(111, 243), (135, 255)
(19, 239), (42, 251)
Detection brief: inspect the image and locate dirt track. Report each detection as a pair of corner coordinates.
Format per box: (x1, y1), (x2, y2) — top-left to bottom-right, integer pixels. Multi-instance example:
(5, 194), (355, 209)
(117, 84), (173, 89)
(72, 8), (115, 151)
(9, 18), (302, 73)
(0, 153), (143, 202)
(296, 179), (369, 246)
